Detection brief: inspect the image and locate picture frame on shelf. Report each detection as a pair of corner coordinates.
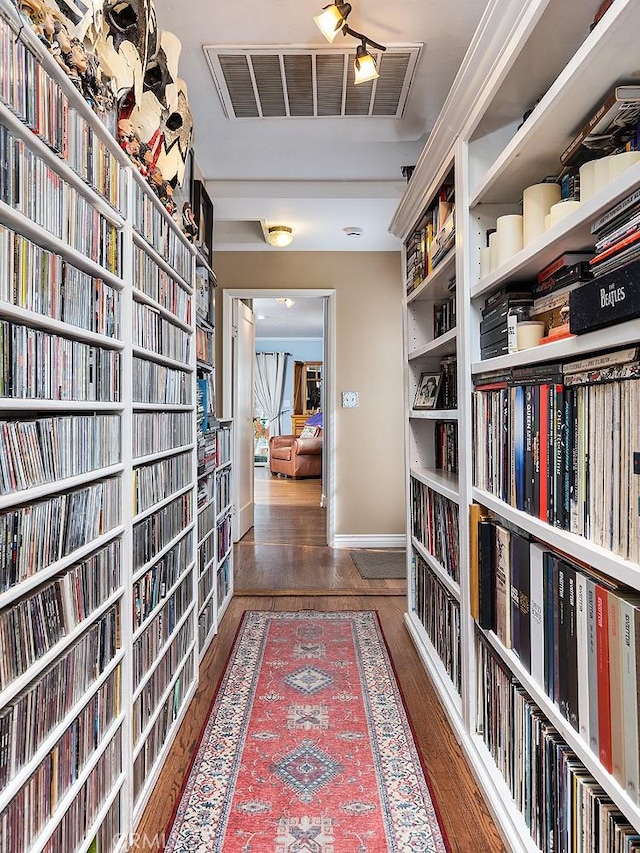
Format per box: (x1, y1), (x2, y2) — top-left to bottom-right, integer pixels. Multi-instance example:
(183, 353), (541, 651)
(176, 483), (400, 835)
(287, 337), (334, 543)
(413, 372), (442, 409)
(193, 178), (214, 261)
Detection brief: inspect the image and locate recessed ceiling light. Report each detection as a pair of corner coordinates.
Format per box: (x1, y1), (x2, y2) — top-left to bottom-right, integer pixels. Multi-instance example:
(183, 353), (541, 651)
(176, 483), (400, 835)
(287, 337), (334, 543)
(344, 226), (364, 237)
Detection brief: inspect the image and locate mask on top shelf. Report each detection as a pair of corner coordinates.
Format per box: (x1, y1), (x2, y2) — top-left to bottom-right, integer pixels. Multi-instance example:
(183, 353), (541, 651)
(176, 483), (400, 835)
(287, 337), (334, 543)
(94, 0), (157, 105)
(128, 29), (180, 145)
(154, 82), (193, 188)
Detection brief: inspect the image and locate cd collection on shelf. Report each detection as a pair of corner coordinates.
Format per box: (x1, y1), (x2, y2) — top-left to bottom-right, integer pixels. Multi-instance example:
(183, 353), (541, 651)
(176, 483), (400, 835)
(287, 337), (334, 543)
(0, 0), (233, 847)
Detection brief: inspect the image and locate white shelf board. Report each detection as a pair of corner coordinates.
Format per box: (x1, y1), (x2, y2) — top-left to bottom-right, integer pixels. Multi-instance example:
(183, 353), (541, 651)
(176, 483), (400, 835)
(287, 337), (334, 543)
(0, 400), (124, 413)
(198, 584), (216, 616)
(404, 611), (463, 718)
(409, 408), (459, 421)
(472, 318), (640, 374)
(0, 588), (124, 709)
(411, 537), (460, 600)
(0, 525), (124, 612)
(198, 620), (218, 662)
(217, 545), (233, 570)
(409, 466), (460, 503)
(133, 402), (194, 412)
(0, 463), (125, 512)
(132, 346), (194, 373)
(406, 250), (456, 304)
(131, 229), (193, 295)
(132, 564), (195, 643)
(408, 327), (458, 361)
(470, 0), (640, 206)
(75, 772), (126, 853)
(473, 487), (640, 589)
(132, 522), (195, 584)
(0, 302), (125, 348)
(0, 202), (125, 289)
(132, 288), (192, 331)
(134, 443), (195, 467)
(132, 674), (198, 823)
(132, 602), (196, 702)
(132, 482), (194, 525)
(217, 588), (233, 623)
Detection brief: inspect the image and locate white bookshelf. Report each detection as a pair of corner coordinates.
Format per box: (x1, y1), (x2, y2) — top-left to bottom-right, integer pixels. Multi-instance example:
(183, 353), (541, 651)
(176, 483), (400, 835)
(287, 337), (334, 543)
(393, 0), (640, 849)
(0, 1), (232, 849)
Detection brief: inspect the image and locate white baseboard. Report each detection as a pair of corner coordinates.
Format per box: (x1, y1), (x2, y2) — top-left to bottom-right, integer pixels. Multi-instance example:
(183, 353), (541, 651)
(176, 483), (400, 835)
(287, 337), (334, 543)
(332, 534), (406, 549)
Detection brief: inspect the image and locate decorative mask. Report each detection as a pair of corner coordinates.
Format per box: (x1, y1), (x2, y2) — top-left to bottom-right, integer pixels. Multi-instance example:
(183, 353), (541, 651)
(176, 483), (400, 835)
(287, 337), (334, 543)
(154, 81), (193, 187)
(128, 29), (181, 145)
(94, 0), (156, 105)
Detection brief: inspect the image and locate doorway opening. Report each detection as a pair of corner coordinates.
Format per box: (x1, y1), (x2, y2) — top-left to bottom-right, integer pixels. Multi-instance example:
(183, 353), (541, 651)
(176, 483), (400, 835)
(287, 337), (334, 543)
(222, 289), (336, 549)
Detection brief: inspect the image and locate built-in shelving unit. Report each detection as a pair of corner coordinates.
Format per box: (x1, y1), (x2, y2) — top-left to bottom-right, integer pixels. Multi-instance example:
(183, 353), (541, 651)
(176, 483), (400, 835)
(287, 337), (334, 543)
(393, 0), (640, 849)
(0, 1), (232, 848)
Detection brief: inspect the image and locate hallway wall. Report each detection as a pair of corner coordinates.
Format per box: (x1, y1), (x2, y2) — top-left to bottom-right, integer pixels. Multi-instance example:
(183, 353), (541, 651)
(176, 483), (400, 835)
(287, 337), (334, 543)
(214, 251), (406, 541)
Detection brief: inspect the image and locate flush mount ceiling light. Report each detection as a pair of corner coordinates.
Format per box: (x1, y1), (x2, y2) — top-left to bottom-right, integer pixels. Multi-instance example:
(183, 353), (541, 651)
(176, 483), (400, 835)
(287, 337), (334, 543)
(276, 297), (296, 308)
(314, 1), (386, 84)
(266, 225), (294, 248)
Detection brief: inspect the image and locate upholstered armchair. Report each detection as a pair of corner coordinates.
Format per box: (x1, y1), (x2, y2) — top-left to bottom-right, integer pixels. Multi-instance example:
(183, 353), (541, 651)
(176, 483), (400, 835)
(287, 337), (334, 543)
(269, 434), (322, 479)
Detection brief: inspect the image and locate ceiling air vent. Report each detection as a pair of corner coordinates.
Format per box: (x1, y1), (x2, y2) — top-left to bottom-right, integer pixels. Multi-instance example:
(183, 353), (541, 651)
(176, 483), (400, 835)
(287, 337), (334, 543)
(204, 45), (422, 119)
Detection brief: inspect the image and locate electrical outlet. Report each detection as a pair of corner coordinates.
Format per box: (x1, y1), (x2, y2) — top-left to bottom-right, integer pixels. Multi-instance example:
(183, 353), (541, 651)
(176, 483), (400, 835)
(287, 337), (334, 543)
(342, 391), (359, 408)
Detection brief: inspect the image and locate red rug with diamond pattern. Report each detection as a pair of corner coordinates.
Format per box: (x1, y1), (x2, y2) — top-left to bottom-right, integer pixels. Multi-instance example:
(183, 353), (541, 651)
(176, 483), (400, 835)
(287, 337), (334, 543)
(164, 610), (450, 852)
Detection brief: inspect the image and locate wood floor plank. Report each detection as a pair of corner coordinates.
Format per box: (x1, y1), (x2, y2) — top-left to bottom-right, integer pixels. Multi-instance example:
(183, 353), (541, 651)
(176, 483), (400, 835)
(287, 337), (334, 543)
(132, 472), (506, 852)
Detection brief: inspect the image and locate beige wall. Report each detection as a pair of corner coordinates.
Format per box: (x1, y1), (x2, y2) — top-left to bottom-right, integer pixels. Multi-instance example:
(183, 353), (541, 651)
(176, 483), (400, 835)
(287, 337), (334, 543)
(213, 251), (406, 539)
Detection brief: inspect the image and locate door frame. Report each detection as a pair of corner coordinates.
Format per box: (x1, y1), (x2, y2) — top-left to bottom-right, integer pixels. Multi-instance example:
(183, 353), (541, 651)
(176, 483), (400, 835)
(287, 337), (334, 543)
(222, 288), (336, 547)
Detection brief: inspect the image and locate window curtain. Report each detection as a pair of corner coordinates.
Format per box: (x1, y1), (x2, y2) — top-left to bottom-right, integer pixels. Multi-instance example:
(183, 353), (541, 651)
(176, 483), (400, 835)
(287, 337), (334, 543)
(254, 352), (289, 437)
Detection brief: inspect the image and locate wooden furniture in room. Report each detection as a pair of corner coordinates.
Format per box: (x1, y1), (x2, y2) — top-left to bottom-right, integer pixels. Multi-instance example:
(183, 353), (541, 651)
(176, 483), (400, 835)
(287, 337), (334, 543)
(293, 361), (322, 417)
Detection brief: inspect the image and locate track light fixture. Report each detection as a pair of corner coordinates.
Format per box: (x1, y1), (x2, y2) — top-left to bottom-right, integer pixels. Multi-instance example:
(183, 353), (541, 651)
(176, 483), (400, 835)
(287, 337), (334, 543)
(354, 42), (379, 84)
(314, 2), (352, 43)
(314, 1), (386, 84)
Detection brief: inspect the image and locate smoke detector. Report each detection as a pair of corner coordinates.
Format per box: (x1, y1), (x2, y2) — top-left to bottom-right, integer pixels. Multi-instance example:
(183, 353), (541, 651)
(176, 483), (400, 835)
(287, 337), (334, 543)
(344, 227), (364, 238)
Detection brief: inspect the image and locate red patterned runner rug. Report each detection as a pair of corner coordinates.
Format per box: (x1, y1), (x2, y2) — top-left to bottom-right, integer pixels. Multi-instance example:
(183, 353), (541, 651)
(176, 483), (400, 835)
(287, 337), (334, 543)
(164, 610), (450, 852)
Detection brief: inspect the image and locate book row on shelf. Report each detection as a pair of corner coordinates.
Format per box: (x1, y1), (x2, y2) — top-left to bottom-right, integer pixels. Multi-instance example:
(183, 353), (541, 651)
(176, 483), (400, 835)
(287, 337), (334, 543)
(472, 348), (640, 562)
(472, 509), (640, 800)
(399, 1), (640, 848)
(477, 633), (640, 853)
(0, 0), (234, 844)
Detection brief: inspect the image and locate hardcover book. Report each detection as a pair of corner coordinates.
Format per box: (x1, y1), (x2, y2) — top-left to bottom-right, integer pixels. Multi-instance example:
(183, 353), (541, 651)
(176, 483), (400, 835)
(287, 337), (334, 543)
(494, 524), (511, 649)
(510, 530), (531, 673)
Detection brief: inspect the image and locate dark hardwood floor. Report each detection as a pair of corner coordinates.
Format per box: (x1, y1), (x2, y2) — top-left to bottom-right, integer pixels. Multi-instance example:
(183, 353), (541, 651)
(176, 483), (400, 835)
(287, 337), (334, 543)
(133, 469), (506, 852)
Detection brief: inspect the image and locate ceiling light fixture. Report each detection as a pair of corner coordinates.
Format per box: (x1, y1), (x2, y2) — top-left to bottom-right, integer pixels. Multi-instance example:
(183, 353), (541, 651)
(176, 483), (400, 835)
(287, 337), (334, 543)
(266, 225), (294, 248)
(314, 1), (386, 84)
(276, 297), (296, 308)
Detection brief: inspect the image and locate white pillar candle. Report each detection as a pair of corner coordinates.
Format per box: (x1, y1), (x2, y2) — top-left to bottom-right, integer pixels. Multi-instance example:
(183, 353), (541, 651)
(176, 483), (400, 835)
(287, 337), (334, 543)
(489, 230), (498, 272)
(523, 183), (561, 245)
(516, 320), (545, 350)
(608, 150), (640, 182)
(496, 214), (523, 267)
(593, 155), (616, 196)
(579, 160), (599, 202)
(479, 246), (491, 279)
(549, 199), (581, 227)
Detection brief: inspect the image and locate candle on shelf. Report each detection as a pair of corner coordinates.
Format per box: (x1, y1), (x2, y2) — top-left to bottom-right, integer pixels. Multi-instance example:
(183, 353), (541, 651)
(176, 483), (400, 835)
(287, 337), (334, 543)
(496, 214), (523, 267)
(523, 183), (561, 245)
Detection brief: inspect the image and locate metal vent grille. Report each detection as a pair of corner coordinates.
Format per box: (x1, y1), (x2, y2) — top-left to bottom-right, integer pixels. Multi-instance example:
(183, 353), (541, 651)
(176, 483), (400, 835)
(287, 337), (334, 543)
(204, 45), (422, 119)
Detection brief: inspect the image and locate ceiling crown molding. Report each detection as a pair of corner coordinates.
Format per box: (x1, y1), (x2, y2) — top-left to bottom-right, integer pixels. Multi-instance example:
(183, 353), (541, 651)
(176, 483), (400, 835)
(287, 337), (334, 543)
(389, 0), (552, 240)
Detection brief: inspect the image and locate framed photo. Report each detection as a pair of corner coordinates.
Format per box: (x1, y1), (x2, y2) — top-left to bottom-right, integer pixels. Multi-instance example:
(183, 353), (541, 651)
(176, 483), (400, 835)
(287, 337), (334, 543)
(413, 372), (442, 409)
(193, 178), (214, 261)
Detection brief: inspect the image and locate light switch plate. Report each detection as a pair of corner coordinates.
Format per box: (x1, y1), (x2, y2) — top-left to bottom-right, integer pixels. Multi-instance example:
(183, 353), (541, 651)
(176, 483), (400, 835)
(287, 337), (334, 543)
(342, 391), (359, 408)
